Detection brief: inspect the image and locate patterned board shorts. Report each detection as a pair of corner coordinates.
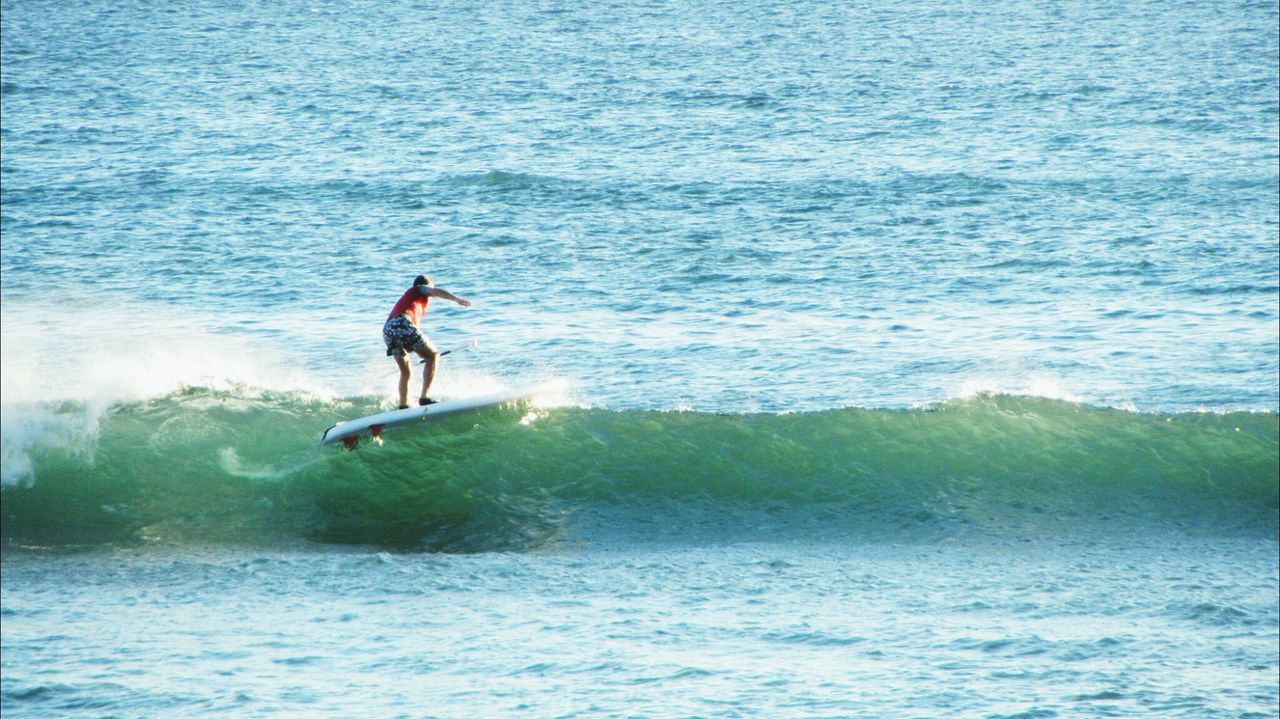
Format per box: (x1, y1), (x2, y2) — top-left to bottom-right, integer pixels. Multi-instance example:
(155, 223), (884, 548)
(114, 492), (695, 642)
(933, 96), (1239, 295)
(383, 315), (433, 357)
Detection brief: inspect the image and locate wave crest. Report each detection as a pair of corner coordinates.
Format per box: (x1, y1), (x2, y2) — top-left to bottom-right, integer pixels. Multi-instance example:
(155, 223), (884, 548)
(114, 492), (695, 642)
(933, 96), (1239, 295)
(2, 389), (1276, 551)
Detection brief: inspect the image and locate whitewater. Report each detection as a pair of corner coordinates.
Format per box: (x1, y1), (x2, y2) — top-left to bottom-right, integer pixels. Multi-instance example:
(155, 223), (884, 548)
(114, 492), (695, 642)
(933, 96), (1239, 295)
(3, 0), (1277, 717)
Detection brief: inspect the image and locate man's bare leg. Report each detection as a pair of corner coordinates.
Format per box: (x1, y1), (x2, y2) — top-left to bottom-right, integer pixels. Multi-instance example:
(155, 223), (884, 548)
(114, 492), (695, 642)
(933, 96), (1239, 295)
(416, 345), (439, 404)
(394, 354), (413, 408)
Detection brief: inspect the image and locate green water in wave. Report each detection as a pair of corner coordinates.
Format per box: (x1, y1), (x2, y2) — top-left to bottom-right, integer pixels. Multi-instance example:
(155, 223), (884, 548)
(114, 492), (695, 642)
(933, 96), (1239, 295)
(2, 390), (1275, 550)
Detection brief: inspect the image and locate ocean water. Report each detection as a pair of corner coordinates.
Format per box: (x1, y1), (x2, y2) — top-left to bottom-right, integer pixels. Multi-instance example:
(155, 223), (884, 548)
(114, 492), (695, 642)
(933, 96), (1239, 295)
(2, 0), (1277, 717)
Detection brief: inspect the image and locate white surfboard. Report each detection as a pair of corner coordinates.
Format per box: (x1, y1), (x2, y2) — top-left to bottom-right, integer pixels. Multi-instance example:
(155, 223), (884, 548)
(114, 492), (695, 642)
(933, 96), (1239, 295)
(320, 380), (565, 449)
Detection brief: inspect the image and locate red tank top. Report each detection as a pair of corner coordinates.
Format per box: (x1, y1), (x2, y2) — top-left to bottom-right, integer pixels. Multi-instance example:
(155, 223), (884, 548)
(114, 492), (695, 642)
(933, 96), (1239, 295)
(387, 287), (431, 325)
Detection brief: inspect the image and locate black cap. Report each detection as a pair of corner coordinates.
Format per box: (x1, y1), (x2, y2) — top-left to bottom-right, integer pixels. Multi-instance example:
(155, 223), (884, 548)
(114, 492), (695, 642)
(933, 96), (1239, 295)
(413, 274), (434, 287)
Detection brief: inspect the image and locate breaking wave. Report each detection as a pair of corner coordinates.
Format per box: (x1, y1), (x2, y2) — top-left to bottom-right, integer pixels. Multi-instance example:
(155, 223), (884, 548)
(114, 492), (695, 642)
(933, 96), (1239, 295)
(2, 388), (1276, 551)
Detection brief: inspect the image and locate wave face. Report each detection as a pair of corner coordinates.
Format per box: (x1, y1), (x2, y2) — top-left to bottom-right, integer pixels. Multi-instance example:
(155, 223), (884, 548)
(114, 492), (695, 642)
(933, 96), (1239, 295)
(2, 390), (1276, 552)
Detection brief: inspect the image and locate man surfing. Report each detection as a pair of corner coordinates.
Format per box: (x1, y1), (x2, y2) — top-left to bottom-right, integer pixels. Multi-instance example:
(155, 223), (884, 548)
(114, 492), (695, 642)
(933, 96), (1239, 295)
(384, 274), (472, 409)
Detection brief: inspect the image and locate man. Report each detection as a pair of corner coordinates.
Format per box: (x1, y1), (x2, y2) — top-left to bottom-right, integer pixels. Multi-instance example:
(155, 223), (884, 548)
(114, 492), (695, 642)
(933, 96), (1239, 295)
(383, 274), (471, 409)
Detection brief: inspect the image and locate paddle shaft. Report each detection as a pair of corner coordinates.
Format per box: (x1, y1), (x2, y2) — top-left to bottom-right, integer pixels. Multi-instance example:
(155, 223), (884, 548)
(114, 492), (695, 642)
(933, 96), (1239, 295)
(388, 339), (476, 377)
(421, 338), (476, 363)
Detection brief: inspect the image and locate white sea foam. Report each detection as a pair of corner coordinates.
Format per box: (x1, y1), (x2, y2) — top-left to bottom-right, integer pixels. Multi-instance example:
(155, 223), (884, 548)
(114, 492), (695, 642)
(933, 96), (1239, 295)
(0, 401), (104, 487)
(0, 297), (336, 485)
(951, 375), (1086, 404)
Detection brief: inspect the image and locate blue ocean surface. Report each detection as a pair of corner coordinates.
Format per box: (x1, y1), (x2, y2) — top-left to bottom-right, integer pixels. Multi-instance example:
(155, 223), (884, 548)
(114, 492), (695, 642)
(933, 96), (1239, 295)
(2, 0), (1277, 717)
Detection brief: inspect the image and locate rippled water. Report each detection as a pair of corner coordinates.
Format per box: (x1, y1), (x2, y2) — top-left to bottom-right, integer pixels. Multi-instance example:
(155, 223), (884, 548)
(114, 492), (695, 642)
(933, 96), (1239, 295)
(3, 0), (1276, 412)
(4, 539), (1278, 718)
(2, 0), (1277, 716)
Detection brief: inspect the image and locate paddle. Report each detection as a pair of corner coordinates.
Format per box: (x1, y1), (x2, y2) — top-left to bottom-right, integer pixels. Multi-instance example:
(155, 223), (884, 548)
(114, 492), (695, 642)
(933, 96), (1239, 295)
(386, 339), (478, 378)
(424, 337), (478, 363)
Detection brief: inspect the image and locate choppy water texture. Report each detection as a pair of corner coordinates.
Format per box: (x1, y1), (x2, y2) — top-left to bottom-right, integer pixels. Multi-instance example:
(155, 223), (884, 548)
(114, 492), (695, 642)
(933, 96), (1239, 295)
(3, 0), (1277, 412)
(2, 0), (1278, 717)
(3, 540), (1277, 718)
